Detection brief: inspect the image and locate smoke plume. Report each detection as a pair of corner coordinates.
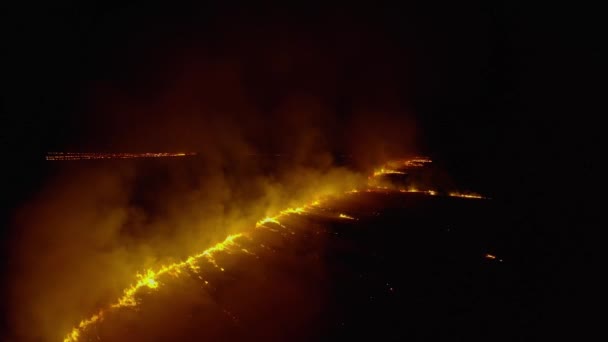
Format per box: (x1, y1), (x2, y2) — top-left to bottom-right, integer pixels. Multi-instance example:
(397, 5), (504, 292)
(8, 10), (418, 341)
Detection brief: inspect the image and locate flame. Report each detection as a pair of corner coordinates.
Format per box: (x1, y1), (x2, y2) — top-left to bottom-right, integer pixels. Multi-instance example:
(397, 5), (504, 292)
(64, 312), (103, 342)
(338, 213), (356, 220)
(368, 156), (431, 179)
(65, 200), (325, 341)
(256, 217), (283, 227)
(61, 156), (490, 341)
(255, 203), (314, 228)
(371, 157), (432, 176)
(400, 157), (432, 167)
(63, 233), (244, 341)
(371, 168), (406, 177)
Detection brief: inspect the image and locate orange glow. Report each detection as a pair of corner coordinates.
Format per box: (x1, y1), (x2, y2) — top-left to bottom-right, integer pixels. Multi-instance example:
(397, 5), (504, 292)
(338, 213), (356, 220)
(485, 254), (496, 260)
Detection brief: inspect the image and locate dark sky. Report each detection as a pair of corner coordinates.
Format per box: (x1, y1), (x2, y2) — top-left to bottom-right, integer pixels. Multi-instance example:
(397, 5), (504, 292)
(1, 1), (586, 338)
(3, 1), (549, 189)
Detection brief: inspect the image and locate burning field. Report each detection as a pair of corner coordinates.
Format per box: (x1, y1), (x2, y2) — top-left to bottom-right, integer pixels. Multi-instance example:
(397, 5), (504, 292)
(2, 3), (551, 341)
(10, 155), (502, 342)
(62, 157), (453, 341)
(62, 186), (503, 342)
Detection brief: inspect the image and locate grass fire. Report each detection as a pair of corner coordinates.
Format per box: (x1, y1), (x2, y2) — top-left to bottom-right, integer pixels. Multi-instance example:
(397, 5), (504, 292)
(57, 157), (488, 341)
(3, 4), (547, 341)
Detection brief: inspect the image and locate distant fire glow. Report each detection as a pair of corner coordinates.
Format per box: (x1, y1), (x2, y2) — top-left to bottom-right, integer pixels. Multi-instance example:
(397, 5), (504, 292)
(484, 253), (503, 262)
(61, 157), (488, 341)
(369, 156), (431, 179)
(46, 152), (197, 161)
(449, 192), (485, 199)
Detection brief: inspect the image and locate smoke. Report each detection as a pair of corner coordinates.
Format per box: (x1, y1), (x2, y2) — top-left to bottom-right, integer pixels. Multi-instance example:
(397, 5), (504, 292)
(7, 11), (419, 341)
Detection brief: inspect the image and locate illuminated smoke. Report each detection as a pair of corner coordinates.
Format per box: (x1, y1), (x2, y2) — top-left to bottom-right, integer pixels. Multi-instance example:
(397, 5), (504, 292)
(64, 196), (330, 342)
(63, 233), (245, 342)
(5, 9), (478, 341)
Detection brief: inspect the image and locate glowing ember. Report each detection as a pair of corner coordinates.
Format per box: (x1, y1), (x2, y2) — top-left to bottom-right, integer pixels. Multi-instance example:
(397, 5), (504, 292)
(46, 152), (196, 161)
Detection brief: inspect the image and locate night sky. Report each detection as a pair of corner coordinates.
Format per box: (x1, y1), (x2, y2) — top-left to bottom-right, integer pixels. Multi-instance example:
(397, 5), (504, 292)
(3, 2), (571, 196)
(2, 1), (586, 340)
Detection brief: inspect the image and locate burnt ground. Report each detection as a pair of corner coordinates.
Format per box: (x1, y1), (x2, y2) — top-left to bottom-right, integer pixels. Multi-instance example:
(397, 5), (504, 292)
(78, 191), (541, 342)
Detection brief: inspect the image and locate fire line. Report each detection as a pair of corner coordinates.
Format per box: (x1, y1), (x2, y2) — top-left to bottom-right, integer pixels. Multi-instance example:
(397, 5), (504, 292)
(61, 157), (486, 341)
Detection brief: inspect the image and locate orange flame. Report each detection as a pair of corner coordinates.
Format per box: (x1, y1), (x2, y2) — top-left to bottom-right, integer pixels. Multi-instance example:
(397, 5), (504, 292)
(63, 233), (244, 341)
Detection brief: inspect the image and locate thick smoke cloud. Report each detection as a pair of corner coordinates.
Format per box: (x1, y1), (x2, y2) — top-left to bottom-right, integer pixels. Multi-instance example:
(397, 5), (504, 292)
(8, 9), (418, 341)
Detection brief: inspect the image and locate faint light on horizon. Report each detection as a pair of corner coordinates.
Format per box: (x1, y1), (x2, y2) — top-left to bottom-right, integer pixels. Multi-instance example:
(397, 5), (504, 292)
(45, 152), (197, 161)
